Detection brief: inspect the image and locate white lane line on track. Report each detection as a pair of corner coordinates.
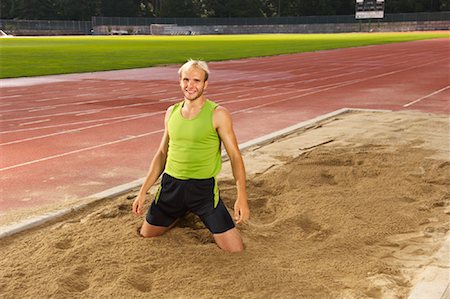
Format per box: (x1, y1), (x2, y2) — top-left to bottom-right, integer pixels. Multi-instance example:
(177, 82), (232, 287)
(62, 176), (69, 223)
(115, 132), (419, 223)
(75, 93), (96, 97)
(18, 119), (51, 126)
(28, 107), (56, 113)
(0, 95), (21, 99)
(1, 95), (160, 113)
(35, 97), (63, 102)
(1, 112), (163, 146)
(0, 129), (164, 172)
(0, 97), (178, 123)
(403, 86), (450, 107)
(75, 110), (100, 116)
(159, 97), (178, 102)
(1, 113), (151, 134)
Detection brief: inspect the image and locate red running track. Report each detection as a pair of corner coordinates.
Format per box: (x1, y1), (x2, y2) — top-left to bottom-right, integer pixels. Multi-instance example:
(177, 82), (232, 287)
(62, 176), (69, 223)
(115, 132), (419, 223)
(0, 38), (449, 216)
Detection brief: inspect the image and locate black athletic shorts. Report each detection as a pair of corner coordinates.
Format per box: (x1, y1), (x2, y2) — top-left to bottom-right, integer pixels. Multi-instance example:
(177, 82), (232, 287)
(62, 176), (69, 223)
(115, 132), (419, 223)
(146, 173), (235, 234)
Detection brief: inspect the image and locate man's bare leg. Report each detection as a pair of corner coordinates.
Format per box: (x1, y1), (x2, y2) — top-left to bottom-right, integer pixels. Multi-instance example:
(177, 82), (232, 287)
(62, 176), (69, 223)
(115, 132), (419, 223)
(139, 220), (176, 238)
(213, 228), (244, 253)
(141, 220), (244, 252)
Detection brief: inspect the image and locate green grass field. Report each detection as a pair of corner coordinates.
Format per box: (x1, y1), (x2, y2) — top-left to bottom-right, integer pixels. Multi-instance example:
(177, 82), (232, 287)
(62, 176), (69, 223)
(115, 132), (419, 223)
(0, 32), (448, 79)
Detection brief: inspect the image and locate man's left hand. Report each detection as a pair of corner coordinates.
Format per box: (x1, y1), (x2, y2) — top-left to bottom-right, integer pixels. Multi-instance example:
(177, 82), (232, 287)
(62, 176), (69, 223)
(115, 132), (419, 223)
(234, 198), (250, 224)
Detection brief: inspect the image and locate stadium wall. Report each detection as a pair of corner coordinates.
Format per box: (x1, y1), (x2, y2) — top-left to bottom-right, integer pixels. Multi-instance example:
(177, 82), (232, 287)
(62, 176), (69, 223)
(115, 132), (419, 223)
(92, 20), (449, 35)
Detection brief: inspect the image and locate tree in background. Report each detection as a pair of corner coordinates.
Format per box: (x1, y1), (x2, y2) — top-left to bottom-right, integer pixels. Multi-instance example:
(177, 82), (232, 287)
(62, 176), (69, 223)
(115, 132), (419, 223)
(202, 0), (264, 17)
(440, 0), (450, 10)
(138, 0), (157, 17)
(56, 0), (100, 20)
(0, 0), (14, 19)
(1, 0), (448, 20)
(386, 0), (449, 12)
(100, 0), (141, 17)
(281, 0), (334, 16)
(159, 0), (200, 17)
(8, 0), (57, 19)
(331, 0), (356, 15)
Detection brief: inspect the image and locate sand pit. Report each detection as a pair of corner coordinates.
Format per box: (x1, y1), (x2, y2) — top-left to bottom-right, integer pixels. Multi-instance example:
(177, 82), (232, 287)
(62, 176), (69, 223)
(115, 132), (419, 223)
(0, 110), (449, 298)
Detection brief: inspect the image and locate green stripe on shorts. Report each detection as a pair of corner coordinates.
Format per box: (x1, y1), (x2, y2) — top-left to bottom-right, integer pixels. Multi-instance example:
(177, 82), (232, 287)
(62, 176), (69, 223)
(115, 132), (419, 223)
(154, 185), (162, 204)
(214, 178), (219, 208)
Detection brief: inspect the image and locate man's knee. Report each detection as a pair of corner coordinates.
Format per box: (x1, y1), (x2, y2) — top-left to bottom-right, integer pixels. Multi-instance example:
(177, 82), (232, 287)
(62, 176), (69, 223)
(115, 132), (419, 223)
(223, 241), (244, 253)
(213, 228), (244, 253)
(140, 229), (160, 238)
(139, 221), (169, 238)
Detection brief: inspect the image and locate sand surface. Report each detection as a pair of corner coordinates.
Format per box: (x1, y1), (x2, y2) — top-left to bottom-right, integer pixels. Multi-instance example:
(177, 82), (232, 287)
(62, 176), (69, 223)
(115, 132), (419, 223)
(0, 110), (449, 299)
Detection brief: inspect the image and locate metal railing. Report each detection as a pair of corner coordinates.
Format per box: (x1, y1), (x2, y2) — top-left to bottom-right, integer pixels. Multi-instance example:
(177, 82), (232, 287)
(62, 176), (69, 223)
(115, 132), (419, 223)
(0, 19), (92, 34)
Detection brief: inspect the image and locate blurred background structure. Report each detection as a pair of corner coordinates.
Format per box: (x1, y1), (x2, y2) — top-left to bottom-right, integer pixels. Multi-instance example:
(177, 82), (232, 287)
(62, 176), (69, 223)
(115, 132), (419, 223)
(0, 0), (449, 35)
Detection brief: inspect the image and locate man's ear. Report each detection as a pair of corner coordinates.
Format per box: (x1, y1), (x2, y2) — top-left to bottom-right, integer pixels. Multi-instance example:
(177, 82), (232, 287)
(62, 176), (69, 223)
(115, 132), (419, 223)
(204, 80), (208, 90)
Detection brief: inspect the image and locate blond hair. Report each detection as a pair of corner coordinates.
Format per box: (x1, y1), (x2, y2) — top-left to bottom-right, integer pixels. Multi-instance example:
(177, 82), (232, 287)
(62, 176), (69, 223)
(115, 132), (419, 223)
(178, 59), (210, 81)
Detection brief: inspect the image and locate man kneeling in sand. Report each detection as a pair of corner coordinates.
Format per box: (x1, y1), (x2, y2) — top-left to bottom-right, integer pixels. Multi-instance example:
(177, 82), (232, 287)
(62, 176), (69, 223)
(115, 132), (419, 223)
(132, 60), (249, 252)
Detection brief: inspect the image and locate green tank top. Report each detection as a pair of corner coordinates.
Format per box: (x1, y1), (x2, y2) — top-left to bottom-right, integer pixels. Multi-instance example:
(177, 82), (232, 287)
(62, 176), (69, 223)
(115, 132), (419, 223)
(165, 99), (222, 180)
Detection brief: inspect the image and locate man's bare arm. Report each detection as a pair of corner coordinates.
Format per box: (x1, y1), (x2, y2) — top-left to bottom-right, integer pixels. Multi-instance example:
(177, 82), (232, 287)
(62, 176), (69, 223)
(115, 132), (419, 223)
(132, 107), (172, 215)
(214, 106), (249, 224)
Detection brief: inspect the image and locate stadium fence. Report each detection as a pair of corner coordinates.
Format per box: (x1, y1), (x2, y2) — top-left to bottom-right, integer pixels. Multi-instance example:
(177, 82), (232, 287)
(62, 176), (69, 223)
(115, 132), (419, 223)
(0, 12), (448, 36)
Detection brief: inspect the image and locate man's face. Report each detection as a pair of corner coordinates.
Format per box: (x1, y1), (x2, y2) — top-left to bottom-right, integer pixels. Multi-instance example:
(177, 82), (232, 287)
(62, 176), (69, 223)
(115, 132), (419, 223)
(179, 67), (208, 102)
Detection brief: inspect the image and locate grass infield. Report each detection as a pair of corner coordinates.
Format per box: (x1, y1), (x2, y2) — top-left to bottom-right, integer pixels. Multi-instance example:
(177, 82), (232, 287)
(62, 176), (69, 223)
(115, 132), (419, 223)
(0, 32), (448, 78)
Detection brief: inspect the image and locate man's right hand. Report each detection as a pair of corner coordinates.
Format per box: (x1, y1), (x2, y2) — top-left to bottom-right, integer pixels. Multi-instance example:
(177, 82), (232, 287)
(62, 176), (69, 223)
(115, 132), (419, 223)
(132, 194), (146, 216)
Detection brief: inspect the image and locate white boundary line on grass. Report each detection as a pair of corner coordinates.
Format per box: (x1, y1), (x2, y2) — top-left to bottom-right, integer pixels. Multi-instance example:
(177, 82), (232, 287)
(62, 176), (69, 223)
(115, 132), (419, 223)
(0, 107), (447, 299)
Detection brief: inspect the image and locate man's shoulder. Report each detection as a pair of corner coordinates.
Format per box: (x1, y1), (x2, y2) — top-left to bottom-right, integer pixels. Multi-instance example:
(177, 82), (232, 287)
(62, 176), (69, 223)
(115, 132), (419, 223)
(166, 101), (183, 114)
(164, 103), (180, 122)
(165, 105), (174, 116)
(212, 105), (232, 129)
(213, 105), (229, 114)
(167, 104), (175, 112)
(168, 101), (183, 110)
